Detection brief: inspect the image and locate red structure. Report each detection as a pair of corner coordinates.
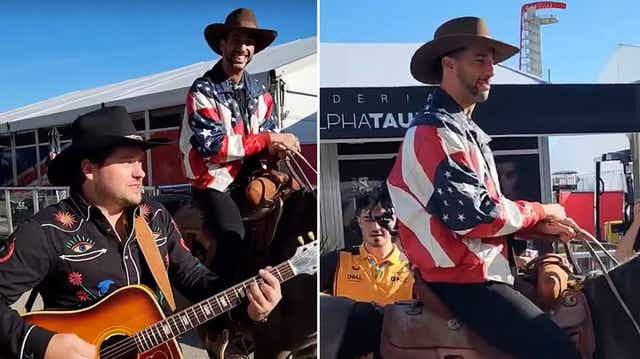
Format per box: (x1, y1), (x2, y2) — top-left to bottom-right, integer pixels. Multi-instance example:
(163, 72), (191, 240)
(558, 191), (624, 237)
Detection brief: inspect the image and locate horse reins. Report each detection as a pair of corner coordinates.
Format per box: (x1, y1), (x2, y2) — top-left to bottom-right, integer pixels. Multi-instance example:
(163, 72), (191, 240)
(282, 147), (317, 199)
(569, 227), (640, 338)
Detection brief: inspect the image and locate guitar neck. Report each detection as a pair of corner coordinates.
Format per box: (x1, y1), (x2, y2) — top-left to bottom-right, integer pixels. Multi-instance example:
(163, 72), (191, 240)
(133, 260), (296, 352)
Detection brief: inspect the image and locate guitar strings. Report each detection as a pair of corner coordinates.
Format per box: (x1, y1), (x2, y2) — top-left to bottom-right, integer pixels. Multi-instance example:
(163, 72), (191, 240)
(100, 258), (307, 358)
(98, 274), (288, 359)
(98, 263), (299, 359)
(100, 243), (317, 359)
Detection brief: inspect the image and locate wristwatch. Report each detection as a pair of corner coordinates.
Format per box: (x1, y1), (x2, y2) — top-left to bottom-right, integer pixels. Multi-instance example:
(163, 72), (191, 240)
(253, 312), (269, 324)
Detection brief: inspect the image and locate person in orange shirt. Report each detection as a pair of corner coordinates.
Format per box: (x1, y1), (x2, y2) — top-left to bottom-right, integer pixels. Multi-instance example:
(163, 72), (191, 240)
(320, 185), (413, 358)
(321, 185), (413, 303)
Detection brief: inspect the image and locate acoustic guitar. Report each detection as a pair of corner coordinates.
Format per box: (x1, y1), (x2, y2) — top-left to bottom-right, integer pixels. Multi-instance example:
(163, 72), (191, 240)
(10, 239), (317, 359)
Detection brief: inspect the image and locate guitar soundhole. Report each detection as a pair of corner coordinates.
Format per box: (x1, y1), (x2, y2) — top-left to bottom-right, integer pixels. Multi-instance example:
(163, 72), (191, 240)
(99, 334), (138, 359)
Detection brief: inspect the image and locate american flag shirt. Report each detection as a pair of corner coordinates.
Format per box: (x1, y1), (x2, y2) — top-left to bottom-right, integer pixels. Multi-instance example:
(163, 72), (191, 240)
(179, 61), (276, 191)
(387, 88), (545, 285)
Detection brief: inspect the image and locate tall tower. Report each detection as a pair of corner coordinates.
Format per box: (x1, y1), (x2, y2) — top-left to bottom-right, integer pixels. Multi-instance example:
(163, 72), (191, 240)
(519, 2), (566, 78)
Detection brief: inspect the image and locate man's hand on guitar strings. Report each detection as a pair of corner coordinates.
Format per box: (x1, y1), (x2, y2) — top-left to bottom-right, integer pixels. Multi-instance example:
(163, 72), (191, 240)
(44, 333), (95, 359)
(246, 267), (282, 322)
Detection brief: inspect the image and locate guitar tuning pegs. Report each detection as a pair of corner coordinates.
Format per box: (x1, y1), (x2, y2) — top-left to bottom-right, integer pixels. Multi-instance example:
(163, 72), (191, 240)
(307, 232), (315, 241)
(297, 236), (305, 246)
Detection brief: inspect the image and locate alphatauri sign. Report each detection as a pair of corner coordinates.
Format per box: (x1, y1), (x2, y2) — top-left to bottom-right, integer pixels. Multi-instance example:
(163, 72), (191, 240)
(320, 84), (640, 140)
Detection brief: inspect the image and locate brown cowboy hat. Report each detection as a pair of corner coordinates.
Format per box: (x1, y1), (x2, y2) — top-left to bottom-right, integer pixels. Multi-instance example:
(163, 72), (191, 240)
(410, 16), (519, 84)
(47, 106), (172, 186)
(204, 8), (277, 56)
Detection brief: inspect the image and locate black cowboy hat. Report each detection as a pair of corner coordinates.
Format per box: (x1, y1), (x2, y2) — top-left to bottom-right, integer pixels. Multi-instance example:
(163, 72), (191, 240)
(204, 8), (277, 56)
(410, 17), (520, 84)
(47, 106), (172, 186)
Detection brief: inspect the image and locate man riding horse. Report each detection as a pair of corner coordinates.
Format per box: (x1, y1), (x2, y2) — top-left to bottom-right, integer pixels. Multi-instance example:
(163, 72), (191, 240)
(387, 16), (582, 359)
(178, 8), (301, 285)
(178, 8), (316, 358)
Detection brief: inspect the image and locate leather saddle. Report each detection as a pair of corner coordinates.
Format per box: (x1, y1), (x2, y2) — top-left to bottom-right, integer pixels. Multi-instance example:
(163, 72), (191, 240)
(381, 274), (515, 359)
(381, 265), (595, 359)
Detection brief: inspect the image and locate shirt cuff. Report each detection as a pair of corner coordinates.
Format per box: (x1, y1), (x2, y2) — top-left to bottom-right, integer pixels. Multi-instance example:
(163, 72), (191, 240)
(22, 326), (55, 359)
(253, 132), (271, 150)
(531, 202), (546, 222)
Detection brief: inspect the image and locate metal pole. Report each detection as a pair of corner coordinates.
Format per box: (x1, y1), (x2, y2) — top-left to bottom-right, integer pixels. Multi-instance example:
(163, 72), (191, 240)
(595, 161), (602, 239)
(32, 189), (39, 214)
(538, 136), (552, 203)
(4, 189), (12, 232)
(629, 133), (640, 248)
(10, 133), (17, 186)
(630, 133), (640, 204)
(34, 130), (41, 185)
(144, 110), (153, 186)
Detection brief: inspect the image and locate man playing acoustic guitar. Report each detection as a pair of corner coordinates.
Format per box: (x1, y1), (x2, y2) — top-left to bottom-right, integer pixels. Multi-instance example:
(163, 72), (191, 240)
(0, 106), (282, 359)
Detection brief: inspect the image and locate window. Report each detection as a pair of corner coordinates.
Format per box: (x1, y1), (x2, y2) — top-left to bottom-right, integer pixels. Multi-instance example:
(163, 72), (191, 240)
(130, 111), (146, 131)
(150, 106), (183, 130)
(338, 157), (396, 248)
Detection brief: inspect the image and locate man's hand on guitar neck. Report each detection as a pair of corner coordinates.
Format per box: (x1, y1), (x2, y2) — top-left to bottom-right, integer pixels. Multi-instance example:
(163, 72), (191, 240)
(44, 333), (95, 359)
(246, 268), (282, 322)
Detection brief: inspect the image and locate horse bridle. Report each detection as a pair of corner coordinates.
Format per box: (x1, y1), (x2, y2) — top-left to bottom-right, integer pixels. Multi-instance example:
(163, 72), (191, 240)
(564, 228), (640, 338)
(282, 149), (317, 198)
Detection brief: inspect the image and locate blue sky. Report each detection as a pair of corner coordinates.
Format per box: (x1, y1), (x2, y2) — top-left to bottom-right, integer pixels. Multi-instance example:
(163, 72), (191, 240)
(321, 0), (639, 83)
(0, 0), (317, 112)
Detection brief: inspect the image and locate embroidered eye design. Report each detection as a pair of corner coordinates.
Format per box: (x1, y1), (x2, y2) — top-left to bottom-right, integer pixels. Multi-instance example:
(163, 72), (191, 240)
(65, 235), (95, 254)
(71, 241), (94, 253)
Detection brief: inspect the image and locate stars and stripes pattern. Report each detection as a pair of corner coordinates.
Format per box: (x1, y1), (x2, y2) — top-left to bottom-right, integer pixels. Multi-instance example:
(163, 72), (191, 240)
(387, 89), (545, 285)
(179, 66), (275, 191)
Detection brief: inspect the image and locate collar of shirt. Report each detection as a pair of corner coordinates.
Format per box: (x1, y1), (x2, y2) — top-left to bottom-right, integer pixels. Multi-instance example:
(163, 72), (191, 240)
(358, 244), (402, 267)
(425, 87), (493, 146)
(206, 60), (260, 99)
(67, 191), (139, 238)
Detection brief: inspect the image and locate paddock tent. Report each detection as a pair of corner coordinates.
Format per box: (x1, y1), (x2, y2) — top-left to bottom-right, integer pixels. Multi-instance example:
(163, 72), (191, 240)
(0, 37), (317, 186)
(0, 37), (317, 144)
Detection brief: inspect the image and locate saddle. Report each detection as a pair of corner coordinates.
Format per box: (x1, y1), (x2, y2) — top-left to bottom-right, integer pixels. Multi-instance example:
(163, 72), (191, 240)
(381, 260), (596, 359)
(245, 168), (300, 210)
(381, 273), (515, 359)
(523, 253), (596, 359)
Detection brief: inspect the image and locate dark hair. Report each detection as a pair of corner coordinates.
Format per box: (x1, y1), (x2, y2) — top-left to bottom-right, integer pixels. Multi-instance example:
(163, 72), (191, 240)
(68, 147), (116, 193)
(435, 47), (466, 82)
(355, 184), (394, 217)
(349, 184), (398, 238)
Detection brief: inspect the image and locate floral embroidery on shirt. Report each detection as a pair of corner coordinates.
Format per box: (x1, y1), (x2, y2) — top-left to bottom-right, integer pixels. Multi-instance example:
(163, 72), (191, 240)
(139, 203), (152, 220)
(67, 272), (98, 300)
(68, 272), (83, 286)
(76, 290), (90, 302)
(54, 210), (77, 228)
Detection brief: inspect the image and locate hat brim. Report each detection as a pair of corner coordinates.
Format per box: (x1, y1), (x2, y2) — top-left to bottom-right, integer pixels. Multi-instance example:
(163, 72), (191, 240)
(47, 136), (173, 186)
(410, 35), (520, 84)
(204, 23), (277, 55)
